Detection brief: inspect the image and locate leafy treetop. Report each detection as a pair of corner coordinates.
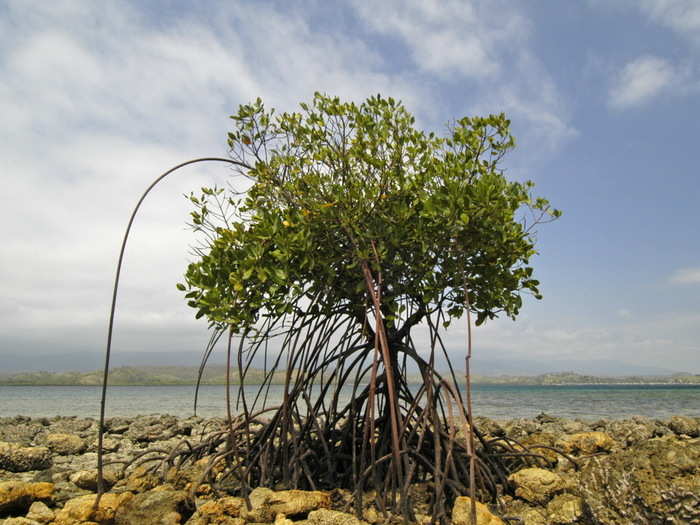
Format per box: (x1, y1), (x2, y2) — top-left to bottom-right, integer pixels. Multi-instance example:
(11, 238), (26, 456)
(180, 93), (560, 335)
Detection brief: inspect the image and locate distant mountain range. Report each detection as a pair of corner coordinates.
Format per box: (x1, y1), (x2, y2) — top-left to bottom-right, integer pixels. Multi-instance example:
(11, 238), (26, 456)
(0, 365), (698, 386)
(0, 350), (686, 376)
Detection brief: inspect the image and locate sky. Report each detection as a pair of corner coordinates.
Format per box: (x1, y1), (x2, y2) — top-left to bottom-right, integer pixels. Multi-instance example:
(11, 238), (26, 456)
(1, 0), (698, 375)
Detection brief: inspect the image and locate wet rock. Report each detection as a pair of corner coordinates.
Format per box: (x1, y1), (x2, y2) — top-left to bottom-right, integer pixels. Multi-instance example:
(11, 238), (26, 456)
(25, 501), (54, 523)
(452, 497), (505, 525)
(578, 436), (700, 523)
(546, 493), (583, 524)
(667, 415), (700, 437)
(114, 487), (194, 524)
(556, 431), (615, 455)
(0, 443), (52, 473)
(53, 492), (133, 525)
(44, 434), (86, 456)
(306, 508), (368, 525)
(508, 468), (565, 505)
(239, 488), (331, 522)
(0, 482), (53, 517)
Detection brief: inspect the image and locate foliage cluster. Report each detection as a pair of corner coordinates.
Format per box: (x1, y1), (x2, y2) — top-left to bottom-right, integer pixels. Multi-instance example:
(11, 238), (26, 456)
(181, 93), (559, 334)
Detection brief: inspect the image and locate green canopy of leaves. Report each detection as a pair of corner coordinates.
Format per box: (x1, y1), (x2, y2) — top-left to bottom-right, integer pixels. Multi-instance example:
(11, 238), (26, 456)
(181, 93), (560, 333)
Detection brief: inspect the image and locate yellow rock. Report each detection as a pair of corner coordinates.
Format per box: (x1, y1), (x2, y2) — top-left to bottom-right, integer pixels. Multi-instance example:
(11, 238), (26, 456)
(0, 481), (54, 515)
(2, 518), (42, 525)
(274, 512), (295, 525)
(26, 500), (55, 523)
(306, 508), (368, 525)
(508, 468), (565, 504)
(546, 493), (583, 524)
(452, 497), (505, 525)
(45, 433), (87, 455)
(53, 492), (133, 525)
(186, 498), (245, 524)
(557, 431), (615, 455)
(123, 465), (161, 493)
(239, 488), (330, 522)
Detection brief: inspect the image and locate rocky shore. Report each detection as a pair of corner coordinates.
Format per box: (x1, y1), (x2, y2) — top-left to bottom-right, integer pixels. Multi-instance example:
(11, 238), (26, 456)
(0, 413), (698, 524)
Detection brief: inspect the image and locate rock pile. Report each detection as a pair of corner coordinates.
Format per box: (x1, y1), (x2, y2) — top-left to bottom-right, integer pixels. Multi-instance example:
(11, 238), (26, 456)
(0, 414), (697, 524)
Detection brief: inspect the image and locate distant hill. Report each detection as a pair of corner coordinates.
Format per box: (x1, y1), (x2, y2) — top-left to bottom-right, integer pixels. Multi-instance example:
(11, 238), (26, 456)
(0, 366), (698, 386)
(0, 365), (292, 386)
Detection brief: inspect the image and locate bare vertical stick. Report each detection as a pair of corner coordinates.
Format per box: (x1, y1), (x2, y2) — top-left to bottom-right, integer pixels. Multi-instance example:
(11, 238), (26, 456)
(464, 282), (477, 525)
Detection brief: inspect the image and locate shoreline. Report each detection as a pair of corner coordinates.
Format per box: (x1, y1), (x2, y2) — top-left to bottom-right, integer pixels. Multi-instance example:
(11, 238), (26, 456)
(1, 413), (698, 523)
(2, 381), (699, 387)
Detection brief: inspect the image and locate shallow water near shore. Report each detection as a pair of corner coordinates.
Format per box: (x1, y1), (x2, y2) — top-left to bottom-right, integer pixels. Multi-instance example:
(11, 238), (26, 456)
(1, 383), (698, 419)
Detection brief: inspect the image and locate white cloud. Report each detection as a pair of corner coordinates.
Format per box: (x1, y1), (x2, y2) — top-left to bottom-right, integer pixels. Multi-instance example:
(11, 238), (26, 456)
(0, 1), (435, 360)
(351, 0), (575, 159)
(670, 267), (700, 284)
(439, 311), (700, 373)
(638, 0), (700, 44)
(350, 0), (529, 79)
(617, 308), (633, 319)
(0, 0), (577, 370)
(609, 55), (677, 109)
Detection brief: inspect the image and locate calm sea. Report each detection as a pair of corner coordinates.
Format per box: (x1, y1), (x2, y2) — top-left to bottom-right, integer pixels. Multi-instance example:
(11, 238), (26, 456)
(1, 384), (698, 420)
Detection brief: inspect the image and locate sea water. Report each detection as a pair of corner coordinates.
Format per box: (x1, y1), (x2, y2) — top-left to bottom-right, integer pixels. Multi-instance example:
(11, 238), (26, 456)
(1, 384), (698, 420)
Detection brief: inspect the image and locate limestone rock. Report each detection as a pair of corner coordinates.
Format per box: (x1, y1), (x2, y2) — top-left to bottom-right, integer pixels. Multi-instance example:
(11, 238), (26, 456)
(452, 497), (505, 525)
(546, 493), (583, 524)
(508, 468), (565, 504)
(306, 508), (368, 525)
(519, 508), (547, 525)
(69, 468), (120, 491)
(48, 417), (94, 435)
(185, 497), (244, 524)
(125, 415), (180, 443)
(239, 488), (330, 522)
(53, 492), (133, 525)
(0, 443), (52, 473)
(578, 436), (700, 523)
(274, 513), (295, 525)
(556, 431), (615, 455)
(0, 481), (53, 516)
(113, 488), (194, 524)
(120, 465), (162, 493)
(88, 436), (120, 453)
(25, 501), (54, 523)
(518, 432), (560, 466)
(473, 417), (506, 438)
(605, 419), (655, 446)
(50, 481), (91, 505)
(44, 433), (86, 456)
(104, 417), (132, 435)
(667, 416), (700, 437)
(0, 419), (44, 446)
